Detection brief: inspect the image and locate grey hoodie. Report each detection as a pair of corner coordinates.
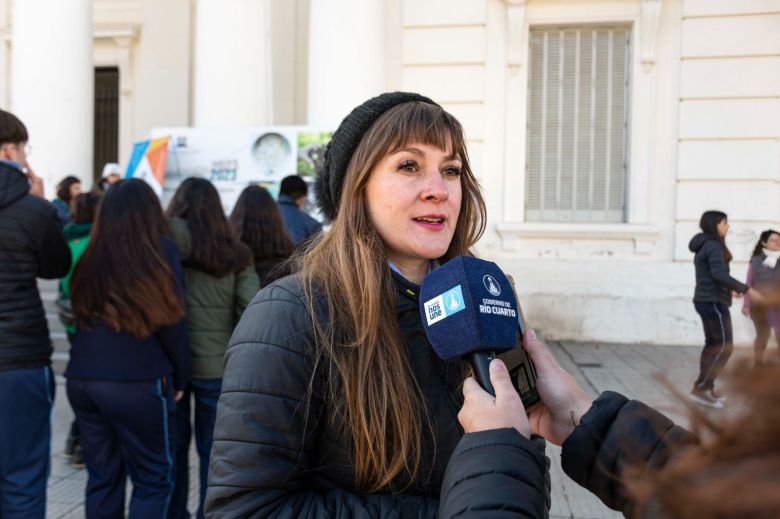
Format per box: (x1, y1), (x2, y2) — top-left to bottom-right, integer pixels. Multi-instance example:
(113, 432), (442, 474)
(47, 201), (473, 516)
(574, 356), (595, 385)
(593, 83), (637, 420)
(689, 232), (748, 306)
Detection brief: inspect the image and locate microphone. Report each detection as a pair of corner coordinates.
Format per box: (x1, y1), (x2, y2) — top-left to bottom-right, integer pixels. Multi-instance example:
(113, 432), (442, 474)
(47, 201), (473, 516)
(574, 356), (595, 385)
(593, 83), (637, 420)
(419, 256), (520, 396)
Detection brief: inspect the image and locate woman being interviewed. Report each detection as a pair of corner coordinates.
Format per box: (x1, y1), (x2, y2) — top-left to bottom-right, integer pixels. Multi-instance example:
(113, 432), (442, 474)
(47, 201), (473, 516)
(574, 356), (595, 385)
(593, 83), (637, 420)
(206, 93), (549, 517)
(67, 179), (190, 518)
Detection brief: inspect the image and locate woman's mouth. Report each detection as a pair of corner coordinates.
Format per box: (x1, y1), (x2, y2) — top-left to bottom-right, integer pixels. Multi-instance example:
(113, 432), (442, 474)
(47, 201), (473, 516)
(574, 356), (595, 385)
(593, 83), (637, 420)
(412, 215), (446, 229)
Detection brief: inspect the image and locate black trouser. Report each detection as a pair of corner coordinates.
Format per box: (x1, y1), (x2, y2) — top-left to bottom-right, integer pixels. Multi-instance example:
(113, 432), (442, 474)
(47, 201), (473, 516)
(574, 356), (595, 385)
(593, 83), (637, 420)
(750, 307), (780, 365)
(694, 302), (733, 391)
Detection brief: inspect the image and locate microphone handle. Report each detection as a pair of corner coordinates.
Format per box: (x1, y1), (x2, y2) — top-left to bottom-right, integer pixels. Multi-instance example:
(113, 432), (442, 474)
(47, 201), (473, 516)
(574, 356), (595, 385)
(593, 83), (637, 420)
(469, 350), (498, 396)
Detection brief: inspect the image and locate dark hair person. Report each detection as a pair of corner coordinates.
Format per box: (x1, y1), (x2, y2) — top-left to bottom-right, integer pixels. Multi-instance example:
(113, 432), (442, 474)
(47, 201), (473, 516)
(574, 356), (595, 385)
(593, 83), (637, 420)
(59, 191), (102, 467)
(53, 175), (81, 225)
(742, 229), (780, 366)
(205, 93), (550, 517)
(229, 184), (296, 287)
(277, 174), (323, 246)
(66, 178), (190, 518)
(165, 177), (258, 519)
(687, 210), (762, 408)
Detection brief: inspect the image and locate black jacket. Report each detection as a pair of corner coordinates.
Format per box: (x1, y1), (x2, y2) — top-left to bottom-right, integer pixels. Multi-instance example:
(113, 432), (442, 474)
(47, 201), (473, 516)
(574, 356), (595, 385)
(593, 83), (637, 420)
(206, 272), (550, 518)
(561, 391), (698, 518)
(689, 233), (748, 306)
(278, 195), (323, 247)
(0, 163), (71, 372)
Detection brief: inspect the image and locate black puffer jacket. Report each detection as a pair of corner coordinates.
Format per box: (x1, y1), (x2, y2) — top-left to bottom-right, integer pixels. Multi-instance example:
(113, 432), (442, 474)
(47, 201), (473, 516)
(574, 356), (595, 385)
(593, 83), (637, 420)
(689, 233), (748, 306)
(0, 163), (71, 371)
(561, 391), (699, 517)
(206, 272), (550, 518)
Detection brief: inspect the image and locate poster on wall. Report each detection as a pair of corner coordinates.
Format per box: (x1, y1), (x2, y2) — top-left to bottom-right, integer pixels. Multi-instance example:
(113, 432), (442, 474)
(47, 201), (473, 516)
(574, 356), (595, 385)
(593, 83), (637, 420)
(148, 127), (333, 217)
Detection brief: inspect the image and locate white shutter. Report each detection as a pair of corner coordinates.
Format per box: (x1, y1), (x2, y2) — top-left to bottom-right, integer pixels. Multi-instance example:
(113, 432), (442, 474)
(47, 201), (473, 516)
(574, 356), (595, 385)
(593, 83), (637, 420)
(526, 26), (630, 223)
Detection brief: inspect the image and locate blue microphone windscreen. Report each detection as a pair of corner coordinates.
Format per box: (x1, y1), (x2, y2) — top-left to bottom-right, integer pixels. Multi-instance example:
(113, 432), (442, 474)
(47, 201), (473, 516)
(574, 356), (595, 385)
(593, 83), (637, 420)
(420, 256), (519, 361)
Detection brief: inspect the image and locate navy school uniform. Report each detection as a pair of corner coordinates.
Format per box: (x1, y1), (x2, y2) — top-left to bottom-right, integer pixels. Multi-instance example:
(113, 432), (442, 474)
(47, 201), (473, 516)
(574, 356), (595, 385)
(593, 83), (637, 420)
(65, 236), (191, 518)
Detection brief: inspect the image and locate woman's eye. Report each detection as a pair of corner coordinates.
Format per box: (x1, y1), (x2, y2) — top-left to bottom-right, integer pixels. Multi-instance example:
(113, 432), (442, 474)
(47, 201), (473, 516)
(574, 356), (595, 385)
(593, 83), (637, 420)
(398, 160), (418, 172)
(444, 166), (462, 176)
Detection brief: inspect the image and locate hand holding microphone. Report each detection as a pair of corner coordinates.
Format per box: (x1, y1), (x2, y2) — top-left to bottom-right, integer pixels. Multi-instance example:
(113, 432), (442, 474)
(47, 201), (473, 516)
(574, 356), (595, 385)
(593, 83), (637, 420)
(420, 256), (593, 445)
(459, 359), (530, 438)
(523, 329), (593, 446)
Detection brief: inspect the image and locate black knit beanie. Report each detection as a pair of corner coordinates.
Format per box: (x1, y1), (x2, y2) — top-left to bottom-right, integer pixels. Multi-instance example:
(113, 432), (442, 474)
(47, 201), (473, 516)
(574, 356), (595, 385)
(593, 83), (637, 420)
(314, 92), (440, 221)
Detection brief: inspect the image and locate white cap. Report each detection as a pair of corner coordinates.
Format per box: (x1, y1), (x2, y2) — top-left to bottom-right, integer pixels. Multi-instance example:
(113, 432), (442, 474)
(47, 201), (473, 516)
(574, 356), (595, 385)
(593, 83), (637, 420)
(101, 162), (121, 179)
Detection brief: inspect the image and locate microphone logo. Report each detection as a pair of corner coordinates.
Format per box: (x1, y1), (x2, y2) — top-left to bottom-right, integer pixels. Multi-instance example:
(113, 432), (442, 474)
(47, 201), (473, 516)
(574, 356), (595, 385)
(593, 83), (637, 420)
(483, 275), (501, 297)
(423, 285), (466, 326)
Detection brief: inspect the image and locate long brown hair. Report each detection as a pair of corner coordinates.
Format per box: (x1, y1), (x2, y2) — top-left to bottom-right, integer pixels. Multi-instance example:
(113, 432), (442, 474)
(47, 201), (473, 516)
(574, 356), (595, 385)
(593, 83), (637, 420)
(229, 185), (295, 264)
(299, 101), (486, 492)
(71, 179), (185, 338)
(627, 358), (780, 517)
(166, 177), (252, 277)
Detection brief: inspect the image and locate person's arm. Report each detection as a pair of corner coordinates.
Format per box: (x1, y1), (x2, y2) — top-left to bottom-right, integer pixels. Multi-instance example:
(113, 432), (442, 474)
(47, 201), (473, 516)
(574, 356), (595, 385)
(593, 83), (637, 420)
(519, 331), (698, 515)
(706, 243), (748, 293)
(233, 265), (259, 325)
(743, 262), (754, 314)
(35, 207), (72, 279)
(206, 281), (441, 518)
(441, 360), (549, 518)
(158, 238), (191, 391)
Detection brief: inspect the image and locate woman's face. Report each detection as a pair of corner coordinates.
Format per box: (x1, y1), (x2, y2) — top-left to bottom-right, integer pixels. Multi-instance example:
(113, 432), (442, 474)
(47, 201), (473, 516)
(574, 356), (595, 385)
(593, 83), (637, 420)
(764, 233), (780, 251)
(365, 141), (462, 269)
(717, 218), (729, 238)
(69, 182), (81, 199)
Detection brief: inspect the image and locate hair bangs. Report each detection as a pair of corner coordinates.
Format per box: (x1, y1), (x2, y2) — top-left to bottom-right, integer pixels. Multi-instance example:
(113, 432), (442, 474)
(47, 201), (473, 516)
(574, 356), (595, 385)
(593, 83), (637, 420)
(381, 102), (468, 163)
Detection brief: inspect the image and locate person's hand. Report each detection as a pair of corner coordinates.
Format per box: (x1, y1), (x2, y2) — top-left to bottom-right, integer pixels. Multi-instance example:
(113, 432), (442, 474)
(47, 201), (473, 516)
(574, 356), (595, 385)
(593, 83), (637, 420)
(458, 359), (530, 438)
(523, 329), (593, 446)
(747, 288), (766, 306)
(25, 165), (44, 198)
(175, 390), (184, 402)
(742, 307), (749, 316)
(732, 290), (743, 299)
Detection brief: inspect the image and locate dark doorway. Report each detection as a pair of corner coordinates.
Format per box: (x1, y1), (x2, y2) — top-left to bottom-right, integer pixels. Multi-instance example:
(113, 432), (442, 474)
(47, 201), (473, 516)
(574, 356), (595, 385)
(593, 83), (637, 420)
(93, 67), (119, 184)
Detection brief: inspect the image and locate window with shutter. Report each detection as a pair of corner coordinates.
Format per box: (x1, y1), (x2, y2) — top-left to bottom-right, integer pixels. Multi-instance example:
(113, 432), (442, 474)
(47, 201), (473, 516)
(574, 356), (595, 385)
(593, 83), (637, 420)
(526, 26), (631, 223)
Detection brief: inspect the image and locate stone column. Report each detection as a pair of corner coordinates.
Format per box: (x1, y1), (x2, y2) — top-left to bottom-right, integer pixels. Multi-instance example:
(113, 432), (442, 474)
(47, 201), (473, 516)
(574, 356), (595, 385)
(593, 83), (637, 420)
(307, 0), (387, 128)
(11, 0), (93, 194)
(194, 0), (273, 127)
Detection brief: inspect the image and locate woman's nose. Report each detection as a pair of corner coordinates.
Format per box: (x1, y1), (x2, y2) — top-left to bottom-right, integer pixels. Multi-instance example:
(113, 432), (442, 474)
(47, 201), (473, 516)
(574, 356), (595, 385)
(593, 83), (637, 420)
(420, 170), (449, 202)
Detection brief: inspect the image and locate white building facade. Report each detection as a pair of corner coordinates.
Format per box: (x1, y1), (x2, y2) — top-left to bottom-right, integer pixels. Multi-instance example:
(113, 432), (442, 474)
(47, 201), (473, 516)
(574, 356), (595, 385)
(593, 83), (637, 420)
(0, 0), (777, 345)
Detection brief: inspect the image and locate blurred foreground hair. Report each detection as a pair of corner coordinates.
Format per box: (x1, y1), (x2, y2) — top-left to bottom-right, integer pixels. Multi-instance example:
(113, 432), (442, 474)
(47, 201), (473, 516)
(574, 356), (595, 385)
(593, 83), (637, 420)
(71, 179), (184, 338)
(627, 356), (780, 518)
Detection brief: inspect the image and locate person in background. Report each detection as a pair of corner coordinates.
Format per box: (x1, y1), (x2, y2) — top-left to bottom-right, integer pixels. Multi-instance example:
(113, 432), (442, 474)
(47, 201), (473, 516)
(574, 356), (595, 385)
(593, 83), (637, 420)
(0, 109), (71, 518)
(742, 229), (780, 367)
(53, 175), (81, 226)
(67, 179), (190, 518)
(277, 174), (323, 247)
(58, 191), (101, 469)
(165, 177), (259, 519)
(100, 162), (122, 191)
(687, 210), (762, 409)
(230, 185), (296, 288)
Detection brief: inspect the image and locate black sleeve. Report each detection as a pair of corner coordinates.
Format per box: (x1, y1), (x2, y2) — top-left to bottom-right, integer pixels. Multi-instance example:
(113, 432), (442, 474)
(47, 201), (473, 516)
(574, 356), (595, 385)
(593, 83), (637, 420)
(439, 428), (550, 518)
(706, 243), (748, 293)
(561, 391), (699, 516)
(35, 208), (71, 279)
(205, 280), (440, 518)
(157, 238), (191, 390)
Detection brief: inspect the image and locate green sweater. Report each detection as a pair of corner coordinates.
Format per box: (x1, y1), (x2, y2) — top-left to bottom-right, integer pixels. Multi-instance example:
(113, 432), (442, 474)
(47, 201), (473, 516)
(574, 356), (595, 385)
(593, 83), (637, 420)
(169, 218), (259, 379)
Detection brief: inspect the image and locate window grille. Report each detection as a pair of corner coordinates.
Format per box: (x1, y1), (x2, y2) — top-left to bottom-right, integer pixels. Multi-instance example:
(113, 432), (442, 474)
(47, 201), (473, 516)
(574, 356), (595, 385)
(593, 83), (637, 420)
(525, 26), (631, 223)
